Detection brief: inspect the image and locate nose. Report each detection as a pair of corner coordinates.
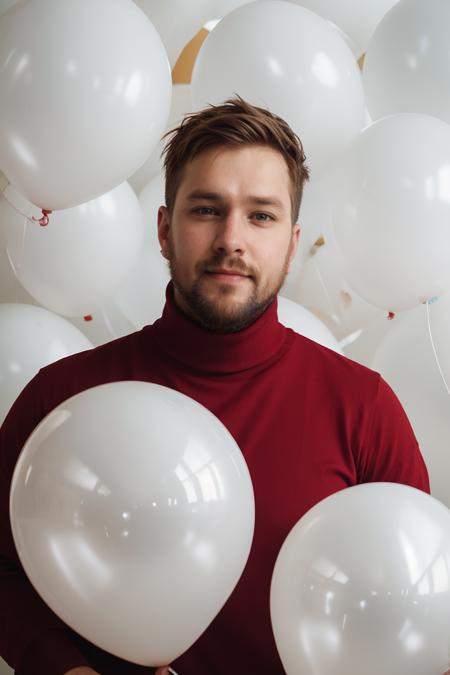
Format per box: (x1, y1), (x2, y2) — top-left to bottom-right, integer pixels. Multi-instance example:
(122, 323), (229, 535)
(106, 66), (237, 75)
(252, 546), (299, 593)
(213, 210), (246, 256)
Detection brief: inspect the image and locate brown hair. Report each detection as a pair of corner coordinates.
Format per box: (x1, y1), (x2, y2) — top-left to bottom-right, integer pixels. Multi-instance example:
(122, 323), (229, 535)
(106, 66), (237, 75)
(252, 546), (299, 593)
(162, 96), (310, 223)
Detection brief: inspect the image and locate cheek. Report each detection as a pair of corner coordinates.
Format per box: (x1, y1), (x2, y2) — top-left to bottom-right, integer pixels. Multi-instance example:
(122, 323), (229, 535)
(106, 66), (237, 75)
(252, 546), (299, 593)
(256, 234), (292, 272)
(171, 228), (210, 267)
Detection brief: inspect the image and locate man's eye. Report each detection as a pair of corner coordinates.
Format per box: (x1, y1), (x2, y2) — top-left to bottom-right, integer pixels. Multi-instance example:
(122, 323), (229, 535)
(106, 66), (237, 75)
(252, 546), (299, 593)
(194, 206), (218, 216)
(253, 212), (273, 222)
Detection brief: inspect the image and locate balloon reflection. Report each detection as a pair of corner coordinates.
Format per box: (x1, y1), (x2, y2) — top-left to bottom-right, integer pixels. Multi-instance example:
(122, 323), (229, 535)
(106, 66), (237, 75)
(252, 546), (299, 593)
(48, 533), (113, 601)
(123, 71), (144, 108)
(312, 52), (340, 89)
(9, 132), (38, 170)
(13, 53), (29, 79)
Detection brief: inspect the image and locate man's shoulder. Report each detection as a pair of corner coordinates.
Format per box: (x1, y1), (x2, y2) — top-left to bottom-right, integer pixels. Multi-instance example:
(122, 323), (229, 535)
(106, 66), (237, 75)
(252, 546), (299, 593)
(34, 327), (150, 407)
(43, 327), (146, 375)
(0, 328), (156, 481)
(288, 329), (381, 394)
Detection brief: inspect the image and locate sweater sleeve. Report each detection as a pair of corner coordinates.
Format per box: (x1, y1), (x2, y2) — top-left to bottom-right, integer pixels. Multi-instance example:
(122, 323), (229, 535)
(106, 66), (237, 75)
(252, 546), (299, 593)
(357, 374), (430, 493)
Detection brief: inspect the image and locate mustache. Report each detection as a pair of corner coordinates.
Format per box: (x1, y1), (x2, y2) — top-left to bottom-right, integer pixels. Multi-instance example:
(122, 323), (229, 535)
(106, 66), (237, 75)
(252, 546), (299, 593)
(196, 254), (257, 278)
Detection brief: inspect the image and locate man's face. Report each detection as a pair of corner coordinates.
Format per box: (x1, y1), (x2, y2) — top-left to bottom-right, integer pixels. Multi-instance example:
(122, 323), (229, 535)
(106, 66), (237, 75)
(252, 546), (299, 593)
(158, 144), (300, 332)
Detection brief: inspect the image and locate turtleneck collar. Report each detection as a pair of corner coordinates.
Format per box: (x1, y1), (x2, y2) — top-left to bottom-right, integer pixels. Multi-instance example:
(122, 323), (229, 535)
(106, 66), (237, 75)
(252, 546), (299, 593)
(150, 282), (289, 374)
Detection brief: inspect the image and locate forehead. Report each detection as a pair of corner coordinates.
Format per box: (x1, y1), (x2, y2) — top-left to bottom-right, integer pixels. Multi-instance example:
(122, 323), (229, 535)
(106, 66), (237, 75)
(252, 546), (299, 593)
(176, 144), (292, 204)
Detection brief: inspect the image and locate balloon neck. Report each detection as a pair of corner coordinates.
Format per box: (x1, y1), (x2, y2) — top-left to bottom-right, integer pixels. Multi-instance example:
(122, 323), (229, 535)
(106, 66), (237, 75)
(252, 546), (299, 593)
(32, 209), (52, 227)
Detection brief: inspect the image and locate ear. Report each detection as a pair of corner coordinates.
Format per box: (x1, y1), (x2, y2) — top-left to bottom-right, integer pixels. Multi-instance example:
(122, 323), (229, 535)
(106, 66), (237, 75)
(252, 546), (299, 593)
(287, 223), (301, 269)
(157, 206), (170, 260)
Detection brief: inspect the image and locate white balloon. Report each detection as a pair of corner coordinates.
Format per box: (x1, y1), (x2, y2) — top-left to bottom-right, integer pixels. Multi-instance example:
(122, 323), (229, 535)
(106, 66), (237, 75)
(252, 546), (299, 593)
(134, 0), (211, 67)
(364, 0), (450, 124)
(69, 174), (168, 342)
(0, 0), (171, 209)
(289, 177), (333, 268)
(422, 295), (450, 389)
(342, 311), (396, 368)
(207, 3), (362, 57)
(0, 178), (137, 345)
(0, 0), (16, 15)
(0, 303), (92, 424)
(3, 183), (145, 317)
(271, 482), (450, 675)
(0, 170), (7, 192)
(205, 0), (253, 22)
(287, 0), (399, 55)
(286, 244), (382, 341)
(108, 172), (169, 330)
(139, 171), (166, 217)
(0, 218), (35, 306)
(191, 1), (365, 174)
(11, 381), (255, 666)
(68, 305), (136, 348)
(277, 296), (342, 353)
(372, 298), (450, 508)
(129, 84), (193, 194)
(329, 113), (450, 312)
(327, 19), (360, 59)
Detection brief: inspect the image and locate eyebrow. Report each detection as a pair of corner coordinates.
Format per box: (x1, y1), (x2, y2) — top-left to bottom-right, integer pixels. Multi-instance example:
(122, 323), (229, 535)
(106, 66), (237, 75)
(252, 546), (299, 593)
(186, 191), (222, 202)
(186, 190), (285, 210)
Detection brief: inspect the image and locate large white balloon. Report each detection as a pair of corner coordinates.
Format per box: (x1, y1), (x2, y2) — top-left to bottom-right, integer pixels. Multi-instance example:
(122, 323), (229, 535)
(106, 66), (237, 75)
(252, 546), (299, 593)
(0, 303), (92, 424)
(3, 183), (145, 317)
(342, 311), (397, 368)
(206, 0), (253, 22)
(68, 174), (168, 344)
(0, 171), (29, 304)
(364, 0), (450, 124)
(133, 0), (211, 67)
(277, 296), (342, 353)
(109, 172), (169, 330)
(284, 234), (382, 342)
(329, 113), (450, 312)
(0, 0), (16, 16)
(287, 0), (399, 56)
(0, 0), (171, 210)
(129, 84), (193, 194)
(271, 482), (450, 675)
(372, 299), (450, 508)
(283, 173), (382, 341)
(191, 1), (365, 174)
(0, 205), (35, 306)
(10, 381), (255, 666)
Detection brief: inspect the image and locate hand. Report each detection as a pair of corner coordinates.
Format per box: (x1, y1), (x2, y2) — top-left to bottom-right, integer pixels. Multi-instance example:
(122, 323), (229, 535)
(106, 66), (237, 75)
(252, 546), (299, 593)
(155, 668), (171, 675)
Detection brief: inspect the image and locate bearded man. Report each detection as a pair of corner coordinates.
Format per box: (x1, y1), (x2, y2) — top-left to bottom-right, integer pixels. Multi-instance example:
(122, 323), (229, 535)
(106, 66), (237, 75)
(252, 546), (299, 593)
(0, 98), (431, 675)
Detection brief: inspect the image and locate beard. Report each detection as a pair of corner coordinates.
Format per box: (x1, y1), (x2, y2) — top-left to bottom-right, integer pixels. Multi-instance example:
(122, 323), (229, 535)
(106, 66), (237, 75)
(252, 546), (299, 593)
(167, 240), (292, 333)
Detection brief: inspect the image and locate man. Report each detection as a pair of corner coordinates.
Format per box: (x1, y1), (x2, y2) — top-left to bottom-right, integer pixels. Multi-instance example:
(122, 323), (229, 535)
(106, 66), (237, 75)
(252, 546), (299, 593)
(0, 98), (432, 674)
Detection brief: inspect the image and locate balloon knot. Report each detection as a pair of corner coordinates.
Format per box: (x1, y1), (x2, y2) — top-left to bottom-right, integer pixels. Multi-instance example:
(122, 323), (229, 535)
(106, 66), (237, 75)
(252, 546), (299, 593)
(387, 311), (395, 320)
(83, 314), (93, 322)
(32, 209), (52, 227)
(310, 234), (326, 256)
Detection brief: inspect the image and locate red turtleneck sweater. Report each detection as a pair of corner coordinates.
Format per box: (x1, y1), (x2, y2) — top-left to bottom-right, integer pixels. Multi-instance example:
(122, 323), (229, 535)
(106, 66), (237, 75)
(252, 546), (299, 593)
(0, 286), (429, 674)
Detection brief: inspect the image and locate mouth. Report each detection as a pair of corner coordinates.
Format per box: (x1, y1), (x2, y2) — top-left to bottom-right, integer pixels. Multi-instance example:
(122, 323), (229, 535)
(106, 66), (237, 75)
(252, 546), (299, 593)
(205, 268), (251, 283)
